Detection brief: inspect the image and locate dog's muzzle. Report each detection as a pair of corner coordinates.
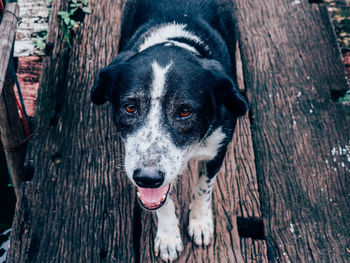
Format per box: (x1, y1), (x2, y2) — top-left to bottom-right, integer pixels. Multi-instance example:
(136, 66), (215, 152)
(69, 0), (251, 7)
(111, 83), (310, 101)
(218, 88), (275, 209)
(133, 168), (170, 210)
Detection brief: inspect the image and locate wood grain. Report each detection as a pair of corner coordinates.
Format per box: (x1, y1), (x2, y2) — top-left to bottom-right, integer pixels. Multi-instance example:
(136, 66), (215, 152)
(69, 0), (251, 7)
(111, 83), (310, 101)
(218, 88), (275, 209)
(236, 0), (350, 261)
(240, 238), (268, 263)
(15, 56), (42, 117)
(0, 3), (19, 95)
(0, 67), (26, 199)
(7, 0), (136, 262)
(0, 3), (26, 198)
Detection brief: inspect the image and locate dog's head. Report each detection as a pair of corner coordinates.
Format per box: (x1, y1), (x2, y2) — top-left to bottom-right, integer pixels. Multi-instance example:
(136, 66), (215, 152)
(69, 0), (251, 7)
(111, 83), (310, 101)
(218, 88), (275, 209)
(91, 45), (247, 209)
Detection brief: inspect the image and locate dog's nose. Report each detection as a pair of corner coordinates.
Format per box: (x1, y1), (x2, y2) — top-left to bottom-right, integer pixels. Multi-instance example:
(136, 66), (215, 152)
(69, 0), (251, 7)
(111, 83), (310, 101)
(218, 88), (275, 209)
(133, 168), (165, 188)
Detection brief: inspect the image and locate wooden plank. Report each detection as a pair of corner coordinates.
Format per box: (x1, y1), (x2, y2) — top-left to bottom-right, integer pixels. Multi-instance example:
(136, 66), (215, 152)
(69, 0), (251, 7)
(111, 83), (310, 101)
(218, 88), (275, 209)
(236, 0), (350, 261)
(0, 3), (19, 95)
(0, 68), (27, 199)
(0, 142), (16, 233)
(0, 3), (26, 198)
(236, 44), (268, 263)
(240, 238), (268, 263)
(7, 0), (136, 262)
(15, 56), (42, 117)
(234, 48), (262, 219)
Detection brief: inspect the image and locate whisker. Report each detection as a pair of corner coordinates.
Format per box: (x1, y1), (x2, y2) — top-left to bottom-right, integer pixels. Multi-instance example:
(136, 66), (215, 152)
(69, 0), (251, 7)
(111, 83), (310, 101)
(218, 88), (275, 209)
(99, 159), (125, 171)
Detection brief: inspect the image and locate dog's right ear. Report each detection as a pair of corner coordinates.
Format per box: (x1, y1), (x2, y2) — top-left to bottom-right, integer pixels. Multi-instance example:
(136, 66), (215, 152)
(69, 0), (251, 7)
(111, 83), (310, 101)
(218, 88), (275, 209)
(199, 58), (248, 117)
(91, 51), (135, 105)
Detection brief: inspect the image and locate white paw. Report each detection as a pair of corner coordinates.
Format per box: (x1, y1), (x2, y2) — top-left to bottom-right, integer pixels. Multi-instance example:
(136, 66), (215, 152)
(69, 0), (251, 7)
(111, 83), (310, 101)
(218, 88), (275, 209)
(188, 208), (213, 246)
(154, 227), (184, 262)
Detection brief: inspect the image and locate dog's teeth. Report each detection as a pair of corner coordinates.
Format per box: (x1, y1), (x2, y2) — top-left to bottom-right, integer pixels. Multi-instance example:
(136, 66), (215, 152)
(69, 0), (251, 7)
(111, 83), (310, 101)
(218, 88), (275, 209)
(137, 192), (141, 198)
(156, 201), (161, 205)
(160, 194), (166, 201)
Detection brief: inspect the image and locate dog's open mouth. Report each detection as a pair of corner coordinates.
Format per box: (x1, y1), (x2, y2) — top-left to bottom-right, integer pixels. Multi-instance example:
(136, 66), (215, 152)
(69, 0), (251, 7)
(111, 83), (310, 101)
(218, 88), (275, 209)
(136, 184), (170, 210)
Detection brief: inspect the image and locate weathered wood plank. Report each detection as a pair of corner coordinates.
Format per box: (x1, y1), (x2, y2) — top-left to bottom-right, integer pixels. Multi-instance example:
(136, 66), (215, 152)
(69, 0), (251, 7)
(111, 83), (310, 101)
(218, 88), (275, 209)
(0, 3), (19, 95)
(15, 56), (42, 117)
(7, 0), (136, 262)
(0, 67), (27, 199)
(235, 48), (268, 262)
(236, 0), (350, 261)
(240, 238), (268, 263)
(234, 48), (262, 220)
(230, 116), (261, 219)
(0, 3), (26, 198)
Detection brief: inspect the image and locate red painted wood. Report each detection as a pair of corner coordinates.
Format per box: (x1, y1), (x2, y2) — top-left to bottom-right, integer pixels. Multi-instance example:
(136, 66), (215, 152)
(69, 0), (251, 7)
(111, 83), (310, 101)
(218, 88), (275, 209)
(15, 56), (42, 117)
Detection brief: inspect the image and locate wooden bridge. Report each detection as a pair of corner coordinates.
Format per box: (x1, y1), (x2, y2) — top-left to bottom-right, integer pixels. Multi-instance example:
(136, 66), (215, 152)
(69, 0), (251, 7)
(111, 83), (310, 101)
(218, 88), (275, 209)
(2, 0), (350, 262)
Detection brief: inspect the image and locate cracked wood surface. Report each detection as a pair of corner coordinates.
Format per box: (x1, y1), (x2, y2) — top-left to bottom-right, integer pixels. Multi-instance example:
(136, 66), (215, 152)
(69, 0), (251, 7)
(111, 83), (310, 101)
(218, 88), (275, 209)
(7, 0), (136, 262)
(0, 3), (26, 199)
(236, 0), (350, 261)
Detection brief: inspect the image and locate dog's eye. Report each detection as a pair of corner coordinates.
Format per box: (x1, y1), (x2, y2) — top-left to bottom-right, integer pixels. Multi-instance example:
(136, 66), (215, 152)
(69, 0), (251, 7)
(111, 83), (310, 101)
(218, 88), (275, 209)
(178, 107), (192, 118)
(123, 103), (137, 115)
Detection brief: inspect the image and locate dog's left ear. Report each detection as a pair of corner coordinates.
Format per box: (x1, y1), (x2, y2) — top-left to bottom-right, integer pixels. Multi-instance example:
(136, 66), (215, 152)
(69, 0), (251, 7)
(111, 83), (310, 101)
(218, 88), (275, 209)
(201, 59), (248, 117)
(213, 73), (248, 117)
(91, 50), (135, 105)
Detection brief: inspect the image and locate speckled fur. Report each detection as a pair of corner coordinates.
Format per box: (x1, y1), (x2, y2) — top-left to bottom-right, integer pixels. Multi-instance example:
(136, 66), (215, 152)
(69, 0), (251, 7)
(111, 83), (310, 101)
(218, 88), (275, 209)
(188, 173), (217, 246)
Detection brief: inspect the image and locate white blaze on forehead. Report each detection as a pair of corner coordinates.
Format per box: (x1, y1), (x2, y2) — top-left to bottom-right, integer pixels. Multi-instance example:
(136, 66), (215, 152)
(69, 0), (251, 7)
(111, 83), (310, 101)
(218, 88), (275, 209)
(146, 61), (173, 140)
(138, 22), (209, 54)
(151, 61), (173, 99)
(138, 61), (172, 147)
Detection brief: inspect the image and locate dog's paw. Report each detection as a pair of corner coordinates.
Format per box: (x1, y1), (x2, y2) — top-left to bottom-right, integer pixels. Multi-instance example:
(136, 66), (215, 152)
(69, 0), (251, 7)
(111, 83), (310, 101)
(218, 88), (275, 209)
(188, 208), (213, 246)
(154, 228), (183, 262)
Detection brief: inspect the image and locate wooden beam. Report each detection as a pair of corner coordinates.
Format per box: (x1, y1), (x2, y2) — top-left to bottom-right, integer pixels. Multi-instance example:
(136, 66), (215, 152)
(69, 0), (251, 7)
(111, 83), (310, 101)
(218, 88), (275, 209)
(0, 3), (19, 96)
(236, 0), (350, 261)
(0, 67), (26, 199)
(0, 3), (26, 198)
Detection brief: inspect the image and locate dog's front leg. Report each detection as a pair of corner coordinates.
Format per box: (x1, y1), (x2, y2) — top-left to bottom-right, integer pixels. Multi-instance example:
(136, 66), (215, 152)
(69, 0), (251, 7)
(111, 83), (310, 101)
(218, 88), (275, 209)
(188, 171), (216, 246)
(188, 149), (227, 246)
(155, 197), (183, 262)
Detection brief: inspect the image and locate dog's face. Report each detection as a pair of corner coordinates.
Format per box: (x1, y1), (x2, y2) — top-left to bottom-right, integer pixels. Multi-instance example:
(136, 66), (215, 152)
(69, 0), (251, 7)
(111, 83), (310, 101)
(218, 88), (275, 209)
(91, 46), (247, 210)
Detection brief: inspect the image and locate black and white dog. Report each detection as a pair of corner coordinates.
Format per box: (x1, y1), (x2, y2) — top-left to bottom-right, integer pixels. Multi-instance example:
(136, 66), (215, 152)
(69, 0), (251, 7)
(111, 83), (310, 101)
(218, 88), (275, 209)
(91, 0), (247, 261)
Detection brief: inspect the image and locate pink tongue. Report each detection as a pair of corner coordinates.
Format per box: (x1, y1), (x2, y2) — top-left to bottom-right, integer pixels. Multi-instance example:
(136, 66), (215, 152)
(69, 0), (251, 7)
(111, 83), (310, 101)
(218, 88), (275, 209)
(137, 184), (169, 205)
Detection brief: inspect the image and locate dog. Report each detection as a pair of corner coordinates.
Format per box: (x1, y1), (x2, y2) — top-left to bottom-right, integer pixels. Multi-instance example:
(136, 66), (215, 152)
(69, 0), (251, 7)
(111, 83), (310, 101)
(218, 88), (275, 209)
(91, 0), (247, 261)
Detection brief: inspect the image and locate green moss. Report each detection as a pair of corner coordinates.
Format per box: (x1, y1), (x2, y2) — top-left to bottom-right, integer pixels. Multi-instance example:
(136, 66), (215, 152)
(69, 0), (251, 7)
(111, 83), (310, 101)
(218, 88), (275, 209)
(339, 90), (350, 102)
